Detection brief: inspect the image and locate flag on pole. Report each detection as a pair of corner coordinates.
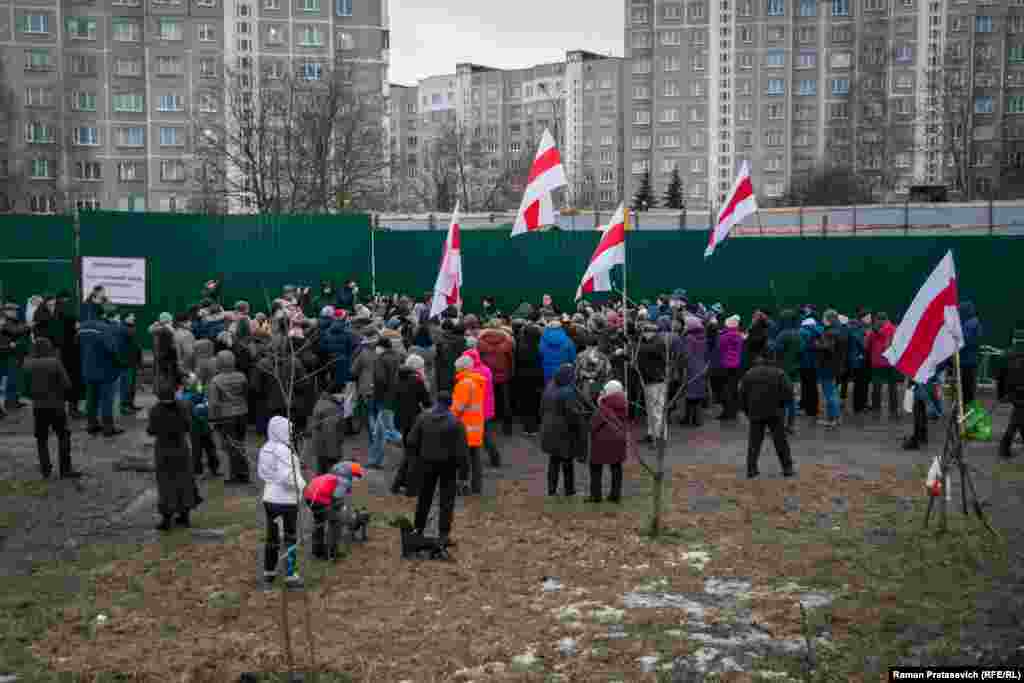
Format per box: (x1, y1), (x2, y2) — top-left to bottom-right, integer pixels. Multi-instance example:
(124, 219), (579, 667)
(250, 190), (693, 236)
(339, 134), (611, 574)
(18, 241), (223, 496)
(883, 250), (963, 384)
(576, 203), (628, 300)
(429, 202), (462, 319)
(705, 161), (758, 259)
(598, 204), (632, 232)
(511, 128), (568, 236)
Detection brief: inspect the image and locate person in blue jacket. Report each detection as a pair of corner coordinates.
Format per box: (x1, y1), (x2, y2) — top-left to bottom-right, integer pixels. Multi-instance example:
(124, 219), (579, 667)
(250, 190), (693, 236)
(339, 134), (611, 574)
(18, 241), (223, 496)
(540, 319), (577, 384)
(79, 305), (124, 437)
(798, 314), (823, 418)
(319, 308), (356, 390)
(959, 301), (984, 406)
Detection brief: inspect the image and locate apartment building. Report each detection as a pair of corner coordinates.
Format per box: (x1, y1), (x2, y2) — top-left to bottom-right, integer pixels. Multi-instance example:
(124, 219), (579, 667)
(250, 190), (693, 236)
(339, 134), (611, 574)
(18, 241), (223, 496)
(1, 0), (388, 214)
(387, 51), (627, 212)
(623, 0), (1024, 211)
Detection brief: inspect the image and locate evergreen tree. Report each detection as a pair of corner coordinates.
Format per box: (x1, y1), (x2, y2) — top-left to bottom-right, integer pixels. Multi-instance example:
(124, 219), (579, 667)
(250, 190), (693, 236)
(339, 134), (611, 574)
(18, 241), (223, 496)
(662, 168), (684, 209)
(632, 171), (657, 211)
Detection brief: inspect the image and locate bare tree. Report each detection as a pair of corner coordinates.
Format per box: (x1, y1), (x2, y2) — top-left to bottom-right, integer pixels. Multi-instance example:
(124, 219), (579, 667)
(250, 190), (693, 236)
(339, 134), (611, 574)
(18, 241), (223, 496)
(194, 59), (390, 214)
(410, 120), (510, 212)
(0, 55), (22, 212)
(783, 164), (871, 207)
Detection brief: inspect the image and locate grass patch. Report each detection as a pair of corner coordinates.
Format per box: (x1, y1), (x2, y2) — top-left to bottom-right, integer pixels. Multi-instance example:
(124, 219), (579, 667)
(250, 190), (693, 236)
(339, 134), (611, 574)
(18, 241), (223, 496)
(0, 479), (51, 497)
(992, 460), (1024, 483)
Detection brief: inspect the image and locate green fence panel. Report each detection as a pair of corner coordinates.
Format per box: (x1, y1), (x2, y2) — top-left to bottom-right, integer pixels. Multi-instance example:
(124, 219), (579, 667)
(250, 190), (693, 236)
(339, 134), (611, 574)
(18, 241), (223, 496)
(0, 214), (75, 259)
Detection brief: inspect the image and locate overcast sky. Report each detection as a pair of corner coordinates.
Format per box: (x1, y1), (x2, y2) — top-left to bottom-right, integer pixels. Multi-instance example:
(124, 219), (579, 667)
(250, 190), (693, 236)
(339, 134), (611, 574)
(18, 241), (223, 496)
(388, 0), (623, 84)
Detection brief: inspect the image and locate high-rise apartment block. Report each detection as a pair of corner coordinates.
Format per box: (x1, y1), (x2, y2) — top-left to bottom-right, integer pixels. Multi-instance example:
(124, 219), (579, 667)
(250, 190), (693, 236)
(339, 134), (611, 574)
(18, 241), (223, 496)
(1, 0), (389, 214)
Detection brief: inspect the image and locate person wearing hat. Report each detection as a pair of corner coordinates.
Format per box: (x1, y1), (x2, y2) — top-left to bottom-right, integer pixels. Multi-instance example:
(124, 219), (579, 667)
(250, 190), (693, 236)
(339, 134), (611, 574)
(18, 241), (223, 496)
(303, 460), (365, 560)
(79, 305), (124, 436)
(681, 315), (708, 427)
(815, 310), (846, 430)
(432, 318), (467, 396)
(540, 318), (577, 386)
(0, 301), (31, 415)
(148, 384), (200, 531)
(866, 312), (901, 417)
(540, 294), (560, 316)
(390, 354), (431, 496)
(717, 315), (744, 421)
(118, 314), (143, 414)
(48, 291), (84, 419)
(149, 312), (180, 402)
(22, 337), (78, 478)
(451, 354), (485, 494)
(407, 390), (468, 544)
(477, 321), (516, 434)
(365, 336), (405, 469)
(540, 363), (583, 496)
(635, 321), (670, 443)
(798, 314), (824, 419)
(587, 380), (628, 503)
(81, 285), (108, 323)
(514, 319), (546, 436)
(738, 354), (796, 479)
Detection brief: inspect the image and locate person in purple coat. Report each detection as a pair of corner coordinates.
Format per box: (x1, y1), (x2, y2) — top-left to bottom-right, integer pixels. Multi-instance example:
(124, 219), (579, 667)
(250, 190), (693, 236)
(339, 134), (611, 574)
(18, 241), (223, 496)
(717, 315), (744, 421)
(682, 316), (708, 426)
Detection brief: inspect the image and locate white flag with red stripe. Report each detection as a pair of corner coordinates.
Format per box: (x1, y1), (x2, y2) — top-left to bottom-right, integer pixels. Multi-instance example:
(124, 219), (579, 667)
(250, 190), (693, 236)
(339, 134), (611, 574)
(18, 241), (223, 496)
(512, 128), (568, 236)
(576, 203), (627, 300)
(883, 250), (963, 384)
(429, 202), (462, 319)
(705, 161), (758, 258)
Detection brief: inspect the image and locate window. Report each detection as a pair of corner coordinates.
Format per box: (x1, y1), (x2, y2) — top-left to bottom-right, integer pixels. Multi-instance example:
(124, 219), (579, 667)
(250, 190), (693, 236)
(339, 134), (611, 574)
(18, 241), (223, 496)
(299, 25), (322, 46)
(631, 160), (650, 175)
(196, 0), (217, 6)
(975, 96), (994, 114)
(691, 29), (705, 46)
(767, 49), (784, 67)
(798, 50), (816, 68)
(600, 135), (614, 146)
(767, 0), (785, 15)
(739, 54), (753, 70)
(660, 107), (680, 122)
(768, 26), (786, 41)
(599, 78), (613, 90)
(68, 55), (97, 75)
(634, 110), (651, 124)
(663, 80), (681, 97)
(156, 56), (184, 76)
(765, 183), (784, 198)
(25, 49), (52, 71)
(799, 0), (815, 14)
(664, 4), (682, 18)
(113, 19), (142, 43)
(336, 31), (353, 49)
(159, 127), (181, 146)
(794, 103), (814, 120)
(157, 94), (184, 112)
(198, 93), (218, 113)
(895, 46), (913, 63)
(738, 26), (752, 43)
(659, 159), (677, 174)
(112, 93), (144, 113)
(29, 196), (58, 214)
(1011, 16), (1024, 34)
(894, 153), (911, 169)
(831, 26), (852, 42)
(599, 169), (614, 184)
(831, 0), (849, 15)
(161, 160), (185, 182)
(71, 91), (97, 112)
(21, 14), (50, 34)
(25, 122), (55, 144)
(688, 158), (706, 173)
(112, 0), (141, 5)
(631, 6), (649, 24)
(336, 0), (351, 14)
(797, 26), (815, 43)
(633, 84), (651, 99)
(632, 31), (652, 48)
(159, 18), (182, 40)
(663, 55), (681, 72)
(1010, 46), (1024, 64)
(767, 79), (785, 95)
(798, 79), (816, 96)
(975, 177), (993, 196)
(66, 17), (97, 40)
(690, 54), (706, 71)
(30, 159), (51, 179)
(738, 103), (753, 120)
(73, 127), (99, 146)
(766, 103), (784, 119)
(198, 23), (216, 41)
(829, 102), (848, 119)
(302, 62), (322, 80)
(689, 81), (706, 97)
(24, 87), (53, 108)
(895, 98), (913, 115)
(1009, 96), (1024, 114)
(831, 78), (850, 95)
(76, 161), (102, 180)
(660, 30), (681, 46)
(632, 135), (651, 149)
(690, 131), (706, 148)
(508, 142), (521, 154)
(632, 58), (651, 74)
(765, 157), (782, 172)
(895, 74), (913, 90)
(976, 16), (993, 33)
(688, 107), (705, 122)
(687, 2), (704, 20)
(116, 127), (145, 147)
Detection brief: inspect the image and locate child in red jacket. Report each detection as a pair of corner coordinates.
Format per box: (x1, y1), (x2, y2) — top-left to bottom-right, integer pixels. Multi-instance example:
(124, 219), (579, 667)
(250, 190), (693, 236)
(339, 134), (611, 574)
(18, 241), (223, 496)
(303, 461), (364, 559)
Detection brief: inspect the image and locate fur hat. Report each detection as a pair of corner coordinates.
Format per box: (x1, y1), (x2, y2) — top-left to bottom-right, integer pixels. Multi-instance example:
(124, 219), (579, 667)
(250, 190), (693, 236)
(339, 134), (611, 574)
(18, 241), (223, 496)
(838, 314), (849, 325)
(159, 312), (173, 324)
(710, 303), (724, 315)
(601, 379), (625, 398)
(454, 354), (473, 372)
(725, 315), (740, 329)
(321, 305), (335, 318)
(404, 353), (425, 371)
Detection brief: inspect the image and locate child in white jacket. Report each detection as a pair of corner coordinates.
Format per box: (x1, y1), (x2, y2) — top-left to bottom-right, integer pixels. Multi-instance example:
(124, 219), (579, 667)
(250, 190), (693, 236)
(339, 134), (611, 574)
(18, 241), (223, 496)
(258, 416), (308, 588)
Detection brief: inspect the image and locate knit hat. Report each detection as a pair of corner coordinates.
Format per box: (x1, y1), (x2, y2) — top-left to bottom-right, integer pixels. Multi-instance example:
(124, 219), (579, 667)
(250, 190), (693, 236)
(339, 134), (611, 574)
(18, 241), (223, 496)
(601, 379), (625, 398)
(685, 315), (703, 332)
(405, 353), (425, 370)
(321, 305), (335, 318)
(838, 314), (849, 325)
(605, 311), (622, 329)
(571, 313), (585, 325)
(124, 314), (136, 325)
(725, 315), (740, 329)
(386, 317), (402, 330)
(801, 318), (818, 327)
(546, 319), (562, 329)
(455, 354), (473, 371)
(436, 390), (453, 406)
(334, 308), (348, 320)
(465, 336), (478, 348)
(236, 301), (250, 314)
(159, 312), (173, 324)
(672, 289), (687, 300)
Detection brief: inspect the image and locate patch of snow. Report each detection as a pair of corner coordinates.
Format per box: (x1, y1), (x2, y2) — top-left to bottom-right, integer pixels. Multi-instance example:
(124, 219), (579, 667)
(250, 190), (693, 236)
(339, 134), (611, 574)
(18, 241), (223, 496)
(799, 592), (834, 609)
(692, 647), (720, 672)
(93, 614), (108, 625)
(558, 637), (577, 656)
(638, 655), (659, 673)
(720, 656), (744, 672)
(704, 578), (753, 597)
(542, 577), (562, 592)
(621, 592), (706, 619)
(754, 672), (792, 680)
(665, 628), (685, 638)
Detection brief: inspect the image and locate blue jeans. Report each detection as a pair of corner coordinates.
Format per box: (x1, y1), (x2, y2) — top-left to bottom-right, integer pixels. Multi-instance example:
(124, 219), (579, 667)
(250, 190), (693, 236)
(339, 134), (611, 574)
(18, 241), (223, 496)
(819, 375), (840, 420)
(915, 382), (943, 419)
(86, 381), (115, 420)
(367, 399), (400, 467)
(784, 398), (796, 421)
(1, 360), (19, 402)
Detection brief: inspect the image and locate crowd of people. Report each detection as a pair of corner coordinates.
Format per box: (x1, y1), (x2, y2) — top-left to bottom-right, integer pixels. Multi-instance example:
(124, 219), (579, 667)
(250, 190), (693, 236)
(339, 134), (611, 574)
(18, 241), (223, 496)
(0, 279), (997, 579)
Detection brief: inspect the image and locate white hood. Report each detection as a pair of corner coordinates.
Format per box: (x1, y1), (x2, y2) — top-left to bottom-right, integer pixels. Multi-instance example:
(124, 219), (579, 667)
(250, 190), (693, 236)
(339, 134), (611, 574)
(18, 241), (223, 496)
(258, 416), (305, 505)
(267, 415), (291, 445)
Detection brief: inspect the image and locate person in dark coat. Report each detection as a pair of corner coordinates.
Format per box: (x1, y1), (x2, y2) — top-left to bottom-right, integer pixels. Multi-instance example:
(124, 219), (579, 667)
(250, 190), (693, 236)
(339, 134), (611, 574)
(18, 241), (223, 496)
(540, 363), (583, 496)
(79, 308), (123, 437)
(119, 315), (144, 413)
(768, 310), (802, 434)
(431, 319), (466, 395)
(739, 355), (796, 479)
(391, 355), (431, 496)
(50, 292), (83, 419)
(0, 301), (31, 415)
(408, 390), (469, 543)
(23, 338), (78, 479)
(959, 301), (984, 406)
(148, 386), (199, 531)
(682, 316), (708, 426)
(319, 310), (356, 390)
(514, 322), (545, 435)
(150, 314), (180, 399)
(308, 388), (346, 474)
(588, 380), (629, 503)
(208, 350), (250, 483)
(815, 310), (847, 430)
(998, 340), (1024, 460)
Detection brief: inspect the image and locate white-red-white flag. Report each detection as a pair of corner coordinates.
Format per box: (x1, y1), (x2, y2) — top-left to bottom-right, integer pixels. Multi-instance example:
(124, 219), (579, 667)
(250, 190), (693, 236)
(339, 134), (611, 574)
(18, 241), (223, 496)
(429, 202), (462, 319)
(705, 161), (758, 258)
(511, 128), (568, 236)
(576, 203), (628, 300)
(883, 250), (963, 384)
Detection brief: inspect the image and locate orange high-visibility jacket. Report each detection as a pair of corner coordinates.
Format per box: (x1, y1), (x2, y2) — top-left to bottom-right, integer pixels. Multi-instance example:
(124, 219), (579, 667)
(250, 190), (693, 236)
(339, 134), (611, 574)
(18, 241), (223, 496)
(452, 369), (485, 447)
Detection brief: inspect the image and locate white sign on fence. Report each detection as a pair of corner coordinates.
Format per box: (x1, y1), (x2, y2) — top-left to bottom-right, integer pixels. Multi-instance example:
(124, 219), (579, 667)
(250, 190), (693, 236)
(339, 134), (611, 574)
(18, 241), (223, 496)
(81, 257), (147, 306)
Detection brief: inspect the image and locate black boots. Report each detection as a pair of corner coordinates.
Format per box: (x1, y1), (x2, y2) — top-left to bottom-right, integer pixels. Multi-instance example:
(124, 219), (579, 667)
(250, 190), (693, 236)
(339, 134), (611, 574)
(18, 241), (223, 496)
(156, 515), (173, 532)
(102, 417), (124, 437)
(157, 512), (189, 531)
(176, 512), (190, 528)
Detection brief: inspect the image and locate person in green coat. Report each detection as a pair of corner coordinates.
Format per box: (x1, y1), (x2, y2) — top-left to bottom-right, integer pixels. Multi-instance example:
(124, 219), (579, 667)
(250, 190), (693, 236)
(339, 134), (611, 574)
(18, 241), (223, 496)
(120, 314), (144, 413)
(769, 309), (802, 434)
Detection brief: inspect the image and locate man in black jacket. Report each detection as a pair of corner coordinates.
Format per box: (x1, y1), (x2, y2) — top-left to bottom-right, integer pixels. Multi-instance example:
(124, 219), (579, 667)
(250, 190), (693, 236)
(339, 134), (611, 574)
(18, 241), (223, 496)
(739, 355), (796, 479)
(998, 341), (1024, 459)
(408, 391), (468, 544)
(23, 338), (79, 478)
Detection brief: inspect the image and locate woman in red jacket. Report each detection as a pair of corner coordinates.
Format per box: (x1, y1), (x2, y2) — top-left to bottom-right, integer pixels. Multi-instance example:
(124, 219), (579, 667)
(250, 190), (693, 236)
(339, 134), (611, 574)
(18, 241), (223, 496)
(587, 380), (629, 503)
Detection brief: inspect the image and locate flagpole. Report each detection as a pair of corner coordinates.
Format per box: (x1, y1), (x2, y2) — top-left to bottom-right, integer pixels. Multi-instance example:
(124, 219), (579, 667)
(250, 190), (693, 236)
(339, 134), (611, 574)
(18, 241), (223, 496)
(371, 214), (377, 298)
(622, 207), (629, 421)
